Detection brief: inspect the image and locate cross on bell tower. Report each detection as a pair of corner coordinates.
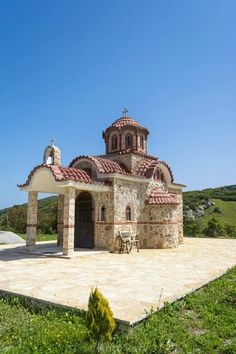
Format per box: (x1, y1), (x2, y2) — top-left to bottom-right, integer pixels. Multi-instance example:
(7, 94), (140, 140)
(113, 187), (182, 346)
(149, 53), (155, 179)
(50, 137), (56, 146)
(122, 108), (128, 117)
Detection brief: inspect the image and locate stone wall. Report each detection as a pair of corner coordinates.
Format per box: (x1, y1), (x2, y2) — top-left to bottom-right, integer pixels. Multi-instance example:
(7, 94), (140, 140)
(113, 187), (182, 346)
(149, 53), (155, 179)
(106, 153), (144, 173)
(62, 178), (183, 252)
(112, 178), (183, 250)
(138, 204), (179, 249)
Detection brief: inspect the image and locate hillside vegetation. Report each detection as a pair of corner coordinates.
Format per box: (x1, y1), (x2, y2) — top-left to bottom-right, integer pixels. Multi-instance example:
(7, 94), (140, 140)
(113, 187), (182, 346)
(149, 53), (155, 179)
(0, 196), (58, 235)
(0, 185), (235, 238)
(202, 199), (236, 227)
(183, 185), (236, 237)
(183, 185), (236, 210)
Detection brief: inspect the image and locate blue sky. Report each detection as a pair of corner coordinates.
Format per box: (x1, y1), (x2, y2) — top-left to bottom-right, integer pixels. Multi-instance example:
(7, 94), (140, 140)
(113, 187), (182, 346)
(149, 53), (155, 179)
(0, 0), (235, 209)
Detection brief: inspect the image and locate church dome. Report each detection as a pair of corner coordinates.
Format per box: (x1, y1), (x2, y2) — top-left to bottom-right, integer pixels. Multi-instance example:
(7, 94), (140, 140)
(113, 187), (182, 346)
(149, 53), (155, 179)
(103, 115), (149, 137)
(102, 110), (149, 155)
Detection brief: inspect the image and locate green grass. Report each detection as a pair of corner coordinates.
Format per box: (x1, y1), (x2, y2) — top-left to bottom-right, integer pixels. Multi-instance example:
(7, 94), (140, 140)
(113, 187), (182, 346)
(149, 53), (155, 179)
(1, 267), (236, 353)
(18, 233), (57, 242)
(201, 199), (236, 227)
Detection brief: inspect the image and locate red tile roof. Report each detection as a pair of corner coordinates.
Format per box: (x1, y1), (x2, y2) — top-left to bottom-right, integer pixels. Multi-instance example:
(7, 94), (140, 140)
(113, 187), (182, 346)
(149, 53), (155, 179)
(146, 186), (179, 205)
(69, 156), (130, 175)
(19, 154), (176, 189)
(18, 164), (94, 187)
(133, 158), (155, 177)
(134, 158), (174, 182)
(103, 116), (149, 137)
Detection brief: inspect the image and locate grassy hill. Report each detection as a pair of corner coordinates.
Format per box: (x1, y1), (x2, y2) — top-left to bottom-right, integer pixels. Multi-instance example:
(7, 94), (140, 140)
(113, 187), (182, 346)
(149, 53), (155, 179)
(201, 199), (236, 227)
(0, 196), (58, 235)
(183, 185), (236, 237)
(183, 185), (236, 226)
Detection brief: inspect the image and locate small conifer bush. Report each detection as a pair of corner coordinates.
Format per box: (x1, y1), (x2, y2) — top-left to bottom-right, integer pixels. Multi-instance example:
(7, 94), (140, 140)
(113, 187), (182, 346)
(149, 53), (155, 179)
(86, 287), (115, 353)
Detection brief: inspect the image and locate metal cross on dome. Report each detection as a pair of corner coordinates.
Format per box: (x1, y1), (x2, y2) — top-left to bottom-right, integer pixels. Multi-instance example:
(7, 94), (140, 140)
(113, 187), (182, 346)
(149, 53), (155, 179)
(122, 108), (128, 117)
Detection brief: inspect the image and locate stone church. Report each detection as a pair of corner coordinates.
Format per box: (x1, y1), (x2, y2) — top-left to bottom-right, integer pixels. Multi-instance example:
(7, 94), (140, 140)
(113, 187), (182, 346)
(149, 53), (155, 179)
(19, 111), (184, 256)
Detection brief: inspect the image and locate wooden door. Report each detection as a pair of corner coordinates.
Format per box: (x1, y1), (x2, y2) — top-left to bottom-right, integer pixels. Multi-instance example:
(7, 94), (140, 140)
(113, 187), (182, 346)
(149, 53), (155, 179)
(74, 192), (94, 248)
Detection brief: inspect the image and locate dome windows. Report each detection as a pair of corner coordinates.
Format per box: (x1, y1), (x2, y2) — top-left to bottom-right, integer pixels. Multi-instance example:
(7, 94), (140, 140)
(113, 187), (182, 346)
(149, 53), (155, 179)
(111, 134), (118, 150)
(103, 114), (149, 154)
(125, 134), (133, 149)
(140, 135), (144, 150)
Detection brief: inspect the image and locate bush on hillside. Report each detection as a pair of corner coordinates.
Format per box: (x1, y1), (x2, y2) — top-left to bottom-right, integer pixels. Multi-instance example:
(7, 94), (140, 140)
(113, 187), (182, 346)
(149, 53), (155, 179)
(184, 219), (204, 237)
(224, 223), (236, 238)
(204, 218), (225, 237)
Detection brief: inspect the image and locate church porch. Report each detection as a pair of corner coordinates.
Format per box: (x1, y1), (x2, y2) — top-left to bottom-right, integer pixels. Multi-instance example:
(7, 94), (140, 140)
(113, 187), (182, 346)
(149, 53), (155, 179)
(19, 165), (111, 257)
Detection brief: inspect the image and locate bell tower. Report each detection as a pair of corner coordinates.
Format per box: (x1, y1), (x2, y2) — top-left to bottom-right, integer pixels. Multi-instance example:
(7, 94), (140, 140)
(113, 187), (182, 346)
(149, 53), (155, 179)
(43, 137), (61, 166)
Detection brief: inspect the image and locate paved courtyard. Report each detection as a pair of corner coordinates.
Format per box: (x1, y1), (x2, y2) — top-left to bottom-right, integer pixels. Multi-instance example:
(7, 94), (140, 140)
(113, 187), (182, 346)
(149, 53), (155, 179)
(1, 238), (236, 325)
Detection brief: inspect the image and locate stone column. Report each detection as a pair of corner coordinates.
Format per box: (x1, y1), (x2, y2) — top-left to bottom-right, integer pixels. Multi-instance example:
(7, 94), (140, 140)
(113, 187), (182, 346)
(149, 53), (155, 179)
(26, 191), (38, 251)
(177, 193), (184, 243)
(63, 188), (75, 256)
(57, 194), (64, 248)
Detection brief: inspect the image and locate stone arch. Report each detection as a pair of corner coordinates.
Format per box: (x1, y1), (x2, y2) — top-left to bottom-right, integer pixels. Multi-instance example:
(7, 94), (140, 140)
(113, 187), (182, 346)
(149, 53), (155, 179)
(72, 159), (97, 179)
(43, 145), (61, 165)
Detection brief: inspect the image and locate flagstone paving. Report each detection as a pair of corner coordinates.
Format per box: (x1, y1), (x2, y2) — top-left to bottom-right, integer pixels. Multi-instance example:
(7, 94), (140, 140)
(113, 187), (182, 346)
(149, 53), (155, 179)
(1, 238), (236, 324)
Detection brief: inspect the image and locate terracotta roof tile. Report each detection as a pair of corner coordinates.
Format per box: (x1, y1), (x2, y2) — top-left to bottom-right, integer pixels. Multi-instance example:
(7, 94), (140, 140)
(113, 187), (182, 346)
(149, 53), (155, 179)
(134, 158), (174, 182)
(69, 156), (130, 175)
(18, 164), (96, 188)
(103, 116), (149, 137)
(146, 186), (179, 205)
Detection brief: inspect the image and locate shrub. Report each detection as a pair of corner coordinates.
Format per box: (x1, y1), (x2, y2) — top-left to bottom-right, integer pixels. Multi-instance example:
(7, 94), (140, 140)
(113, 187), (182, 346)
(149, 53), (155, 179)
(224, 223), (236, 238)
(86, 287), (115, 353)
(184, 219), (203, 237)
(203, 218), (225, 237)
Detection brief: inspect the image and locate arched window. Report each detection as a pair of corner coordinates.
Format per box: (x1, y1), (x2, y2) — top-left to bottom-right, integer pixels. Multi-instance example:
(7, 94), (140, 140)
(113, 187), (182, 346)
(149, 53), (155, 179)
(111, 134), (118, 150)
(140, 136), (144, 149)
(126, 205), (132, 221)
(82, 168), (92, 178)
(125, 134), (133, 148)
(99, 205), (106, 222)
(153, 168), (166, 183)
(153, 169), (160, 180)
(161, 172), (166, 183)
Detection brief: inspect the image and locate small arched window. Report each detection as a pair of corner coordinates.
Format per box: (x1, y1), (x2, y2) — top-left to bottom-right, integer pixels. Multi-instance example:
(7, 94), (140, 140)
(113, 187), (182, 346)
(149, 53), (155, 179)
(153, 168), (166, 183)
(153, 169), (160, 180)
(140, 136), (144, 149)
(125, 134), (133, 148)
(126, 205), (132, 221)
(111, 134), (118, 150)
(161, 172), (166, 183)
(83, 168), (93, 178)
(99, 205), (106, 222)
